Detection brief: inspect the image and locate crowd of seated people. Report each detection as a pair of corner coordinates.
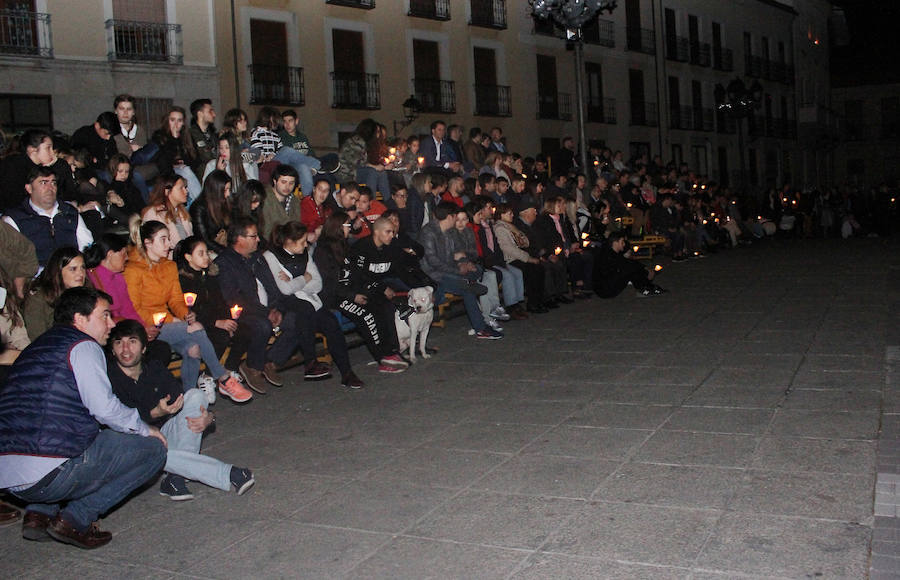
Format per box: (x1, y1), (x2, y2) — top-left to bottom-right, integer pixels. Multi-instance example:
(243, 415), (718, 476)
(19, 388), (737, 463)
(1, 95), (873, 544)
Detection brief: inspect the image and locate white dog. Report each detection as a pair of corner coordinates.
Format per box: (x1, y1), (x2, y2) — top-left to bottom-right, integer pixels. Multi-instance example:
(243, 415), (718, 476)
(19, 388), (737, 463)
(395, 286), (434, 362)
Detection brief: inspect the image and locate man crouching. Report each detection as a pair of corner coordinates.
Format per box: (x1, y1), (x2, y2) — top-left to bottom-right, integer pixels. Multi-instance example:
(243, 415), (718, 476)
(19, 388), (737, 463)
(107, 319), (255, 501)
(0, 287), (167, 549)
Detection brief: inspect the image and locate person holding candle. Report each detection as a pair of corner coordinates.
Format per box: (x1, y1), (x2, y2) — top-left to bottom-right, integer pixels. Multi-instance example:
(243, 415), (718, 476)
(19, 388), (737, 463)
(175, 236), (255, 389)
(593, 230), (666, 298)
(216, 217), (327, 388)
(123, 219), (251, 402)
(84, 234), (172, 367)
(264, 222), (365, 389)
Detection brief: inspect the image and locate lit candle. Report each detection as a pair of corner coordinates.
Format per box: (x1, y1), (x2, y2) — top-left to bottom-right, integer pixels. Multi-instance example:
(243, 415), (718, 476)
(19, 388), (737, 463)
(710, 212), (716, 217)
(152, 312), (166, 328)
(582, 240), (590, 247)
(593, 160), (599, 166)
(183, 292), (197, 309)
(581, 232), (589, 239)
(417, 156), (425, 167)
(654, 264), (663, 272)
(782, 197), (788, 203)
(554, 247), (562, 256)
(388, 147), (396, 155)
(757, 215), (762, 220)
(230, 305), (243, 320)
(703, 219), (708, 225)
(626, 202), (633, 208)
(632, 245), (639, 253)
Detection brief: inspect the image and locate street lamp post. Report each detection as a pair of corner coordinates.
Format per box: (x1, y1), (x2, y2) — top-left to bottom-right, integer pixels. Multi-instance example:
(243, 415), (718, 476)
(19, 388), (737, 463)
(531, 0), (618, 180)
(714, 77), (762, 188)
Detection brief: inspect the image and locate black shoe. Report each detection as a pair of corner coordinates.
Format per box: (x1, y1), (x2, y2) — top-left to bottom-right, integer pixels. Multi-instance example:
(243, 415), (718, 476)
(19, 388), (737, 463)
(527, 304), (549, 314)
(230, 466), (256, 495)
(304, 361), (333, 381)
(341, 371), (365, 389)
(545, 300), (560, 309)
(556, 295), (574, 304)
(159, 474), (194, 501)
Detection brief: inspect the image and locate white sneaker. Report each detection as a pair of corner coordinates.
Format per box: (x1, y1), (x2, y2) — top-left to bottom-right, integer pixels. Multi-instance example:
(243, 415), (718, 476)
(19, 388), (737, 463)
(487, 319), (504, 332)
(197, 373), (217, 405)
(489, 306), (511, 321)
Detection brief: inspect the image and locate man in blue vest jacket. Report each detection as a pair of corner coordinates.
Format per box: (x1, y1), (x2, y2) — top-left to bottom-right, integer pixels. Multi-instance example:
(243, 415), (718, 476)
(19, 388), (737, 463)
(0, 287), (167, 549)
(2, 166), (94, 268)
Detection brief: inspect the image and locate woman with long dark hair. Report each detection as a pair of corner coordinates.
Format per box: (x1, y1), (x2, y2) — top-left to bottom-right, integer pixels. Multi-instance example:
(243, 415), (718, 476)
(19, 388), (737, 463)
(22, 247), (85, 340)
(190, 169), (232, 255)
(202, 132), (257, 190)
(142, 173), (193, 254)
(150, 106), (202, 204)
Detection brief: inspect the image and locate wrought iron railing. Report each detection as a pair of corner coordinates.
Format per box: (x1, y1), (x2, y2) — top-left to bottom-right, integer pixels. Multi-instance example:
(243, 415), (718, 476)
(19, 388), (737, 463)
(666, 35), (689, 62)
(106, 19), (182, 64)
(537, 92), (572, 121)
(626, 27), (655, 55)
(690, 41), (710, 67)
(249, 64), (304, 106)
(325, 0), (375, 8)
(587, 97), (616, 124)
(474, 84), (511, 117)
(470, 0), (506, 29)
(414, 78), (456, 114)
(713, 47), (733, 71)
(409, 0), (450, 20)
(0, 9), (51, 57)
(331, 71), (380, 110)
(630, 101), (658, 126)
(584, 18), (614, 47)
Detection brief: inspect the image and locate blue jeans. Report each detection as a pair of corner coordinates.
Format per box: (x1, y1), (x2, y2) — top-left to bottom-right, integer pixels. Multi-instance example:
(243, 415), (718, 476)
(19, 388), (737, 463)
(162, 389), (231, 491)
(159, 322), (227, 391)
(13, 430), (166, 530)
(275, 148), (320, 196)
(493, 264), (525, 305)
(435, 274), (486, 332)
(356, 166), (392, 201)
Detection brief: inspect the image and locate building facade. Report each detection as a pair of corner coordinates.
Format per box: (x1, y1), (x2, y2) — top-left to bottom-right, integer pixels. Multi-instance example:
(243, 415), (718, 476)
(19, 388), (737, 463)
(0, 0), (219, 138)
(832, 82), (900, 187)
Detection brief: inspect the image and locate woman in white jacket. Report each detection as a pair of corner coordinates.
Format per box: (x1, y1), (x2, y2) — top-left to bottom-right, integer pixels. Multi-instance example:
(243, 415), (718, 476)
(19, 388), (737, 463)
(263, 221), (363, 389)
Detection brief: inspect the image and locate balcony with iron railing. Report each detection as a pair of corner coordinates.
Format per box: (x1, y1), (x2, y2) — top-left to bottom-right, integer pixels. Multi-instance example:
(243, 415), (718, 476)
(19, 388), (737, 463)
(470, 0), (506, 29)
(670, 105), (693, 130)
(249, 64), (304, 106)
(666, 35), (689, 62)
(0, 9), (52, 57)
(695, 107), (714, 131)
(474, 84), (511, 117)
(587, 97), (616, 124)
(325, 0), (375, 8)
(745, 54), (762, 78)
(106, 19), (182, 64)
(713, 47), (733, 71)
(583, 18), (614, 47)
(690, 41), (710, 67)
(716, 111), (737, 134)
(331, 71), (380, 109)
(536, 92), (572, 121)
(626, 27), (655, 55)
(630, 101), (658, 126)
(409, 0), (450, 21)
(414, 78), (456, 114)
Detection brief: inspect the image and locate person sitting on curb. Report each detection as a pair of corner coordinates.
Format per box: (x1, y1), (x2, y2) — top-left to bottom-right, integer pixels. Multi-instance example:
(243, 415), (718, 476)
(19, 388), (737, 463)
(107, 320), (255, 501)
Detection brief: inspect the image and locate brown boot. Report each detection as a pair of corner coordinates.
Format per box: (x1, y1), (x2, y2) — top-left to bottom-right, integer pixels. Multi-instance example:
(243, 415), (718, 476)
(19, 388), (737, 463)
(263, 361), (284, 386)
(21, 511), (52, 541)
(239, 362), (268, 394)
(0, 501), (21, 528)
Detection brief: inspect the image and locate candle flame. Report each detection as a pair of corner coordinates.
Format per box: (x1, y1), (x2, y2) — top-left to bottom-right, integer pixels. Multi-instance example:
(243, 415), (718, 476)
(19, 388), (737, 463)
(554, 247), (562, 255)
(654, 264), (662, 272)
(581, 232), (589, 239)
(152, 312), (166, 326)
(183, 292), (197, 308)
(230, 305), (243, 320)
(632, 245), (639, 253)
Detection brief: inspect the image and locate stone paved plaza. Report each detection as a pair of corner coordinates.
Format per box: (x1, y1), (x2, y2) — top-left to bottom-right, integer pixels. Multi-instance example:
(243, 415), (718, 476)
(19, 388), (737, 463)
(2, 237), (898, 579)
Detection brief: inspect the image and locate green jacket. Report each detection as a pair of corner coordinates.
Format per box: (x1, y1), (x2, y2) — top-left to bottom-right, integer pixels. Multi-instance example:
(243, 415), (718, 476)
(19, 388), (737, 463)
(259, 189), (301, 241)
